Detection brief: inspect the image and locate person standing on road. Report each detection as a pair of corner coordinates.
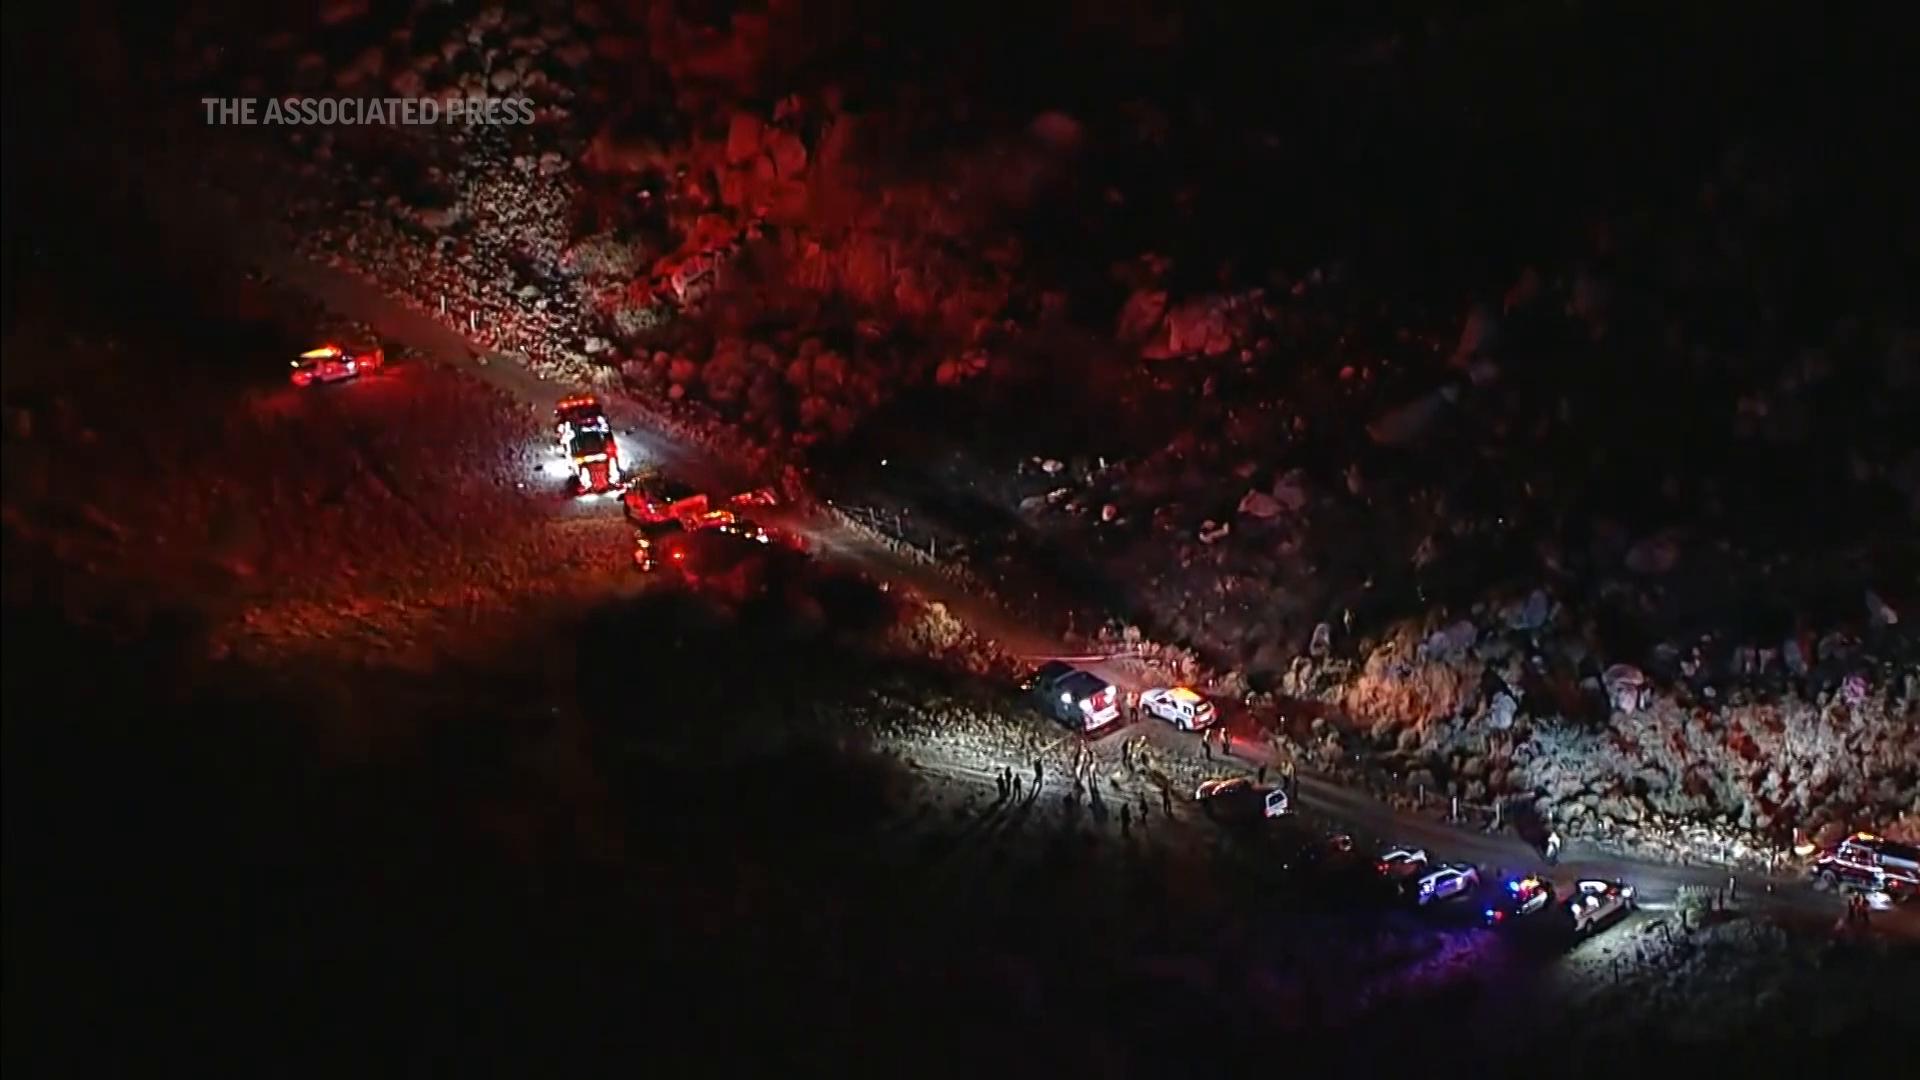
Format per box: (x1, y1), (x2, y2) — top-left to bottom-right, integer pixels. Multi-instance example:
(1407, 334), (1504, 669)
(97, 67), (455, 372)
(1202, 734), (1213, 760)
(1257, 764), (1267, 786)
(996, 772), (1007, 801)
(1033, 757), (1044, 789)
(1220, 727), (1232, 757)
(1138, 791), (1150, 820)
(1161, 785), (1173, 816)
(1121, 804), (1132, 837)
(1014, 775), (1024, 801)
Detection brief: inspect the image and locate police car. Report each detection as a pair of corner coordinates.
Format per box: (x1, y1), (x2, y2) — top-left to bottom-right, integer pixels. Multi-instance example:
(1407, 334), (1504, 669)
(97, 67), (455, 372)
(1562, 879), (1636, 934)
(1141, 686), (1216, 730)
(1483, 875), (1556, 926)
(1408, 862), (1480, 905)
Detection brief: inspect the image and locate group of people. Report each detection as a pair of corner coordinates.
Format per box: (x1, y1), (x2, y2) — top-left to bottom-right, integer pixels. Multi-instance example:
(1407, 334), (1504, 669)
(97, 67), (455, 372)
(1842, 892), (1875, 928)
(992, 758), (1047, 803)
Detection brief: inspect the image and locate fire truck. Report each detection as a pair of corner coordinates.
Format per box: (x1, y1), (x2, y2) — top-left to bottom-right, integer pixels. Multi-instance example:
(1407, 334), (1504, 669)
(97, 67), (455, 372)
(1812, 833), (1920, 899)
(554, 395), (610, 452)
(567, 428), (621, 494)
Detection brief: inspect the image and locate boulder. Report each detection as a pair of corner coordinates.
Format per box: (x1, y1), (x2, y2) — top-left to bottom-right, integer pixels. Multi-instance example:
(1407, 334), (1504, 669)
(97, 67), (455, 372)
(1626, 534), (1682, 575)
(1028, 111), (1083, 149)
(1153, 296), (1237, 358)
(1505, 589), (1552, 631)
(1450, 302), (1499, 363)
(1270, 468), (1309, 513)
(1115, 288), (1167, 342)
(1367, 390), (1449, 447)
(414, 206), (463, 232)
(1237, 490), (1282, 519)
(725, 112), (764, 165)
(1603, 664), (1648, 713)
(1866, 589), (1899, 627)
(1782, 637), (1808, 677)
(389, 68), (426, 98)
(317, 0), (369, 26)
(767, 130), (808, 178)
(1421, 620), (1478, 660)
(1486, 692), (1518, 730)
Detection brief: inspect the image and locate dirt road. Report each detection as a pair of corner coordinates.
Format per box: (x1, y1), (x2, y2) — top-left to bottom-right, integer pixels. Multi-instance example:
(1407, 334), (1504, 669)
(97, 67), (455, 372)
(126, 137), (1915, 943)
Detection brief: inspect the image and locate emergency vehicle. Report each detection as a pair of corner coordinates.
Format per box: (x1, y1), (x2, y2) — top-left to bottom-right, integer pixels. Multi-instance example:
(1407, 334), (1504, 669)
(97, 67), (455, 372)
(632, 516), (689, 573)
(718, 517), (807, 553)
(1408, 862), (1479, 906)
(290, 342), (383, 386)
(1562, 879), (1636, 934)
(1483, 875), (1555, 926)
(554, 395), (610, 452)
(1022, 663), (1121, 731)
(623, 477), (710, 523)
(729, 487), (780, 510)
(1141, 686), (1216, 730)
(567, 429), (621, 494)
(632, 511), (799, 574)
(1812, 833), (1920, 898)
